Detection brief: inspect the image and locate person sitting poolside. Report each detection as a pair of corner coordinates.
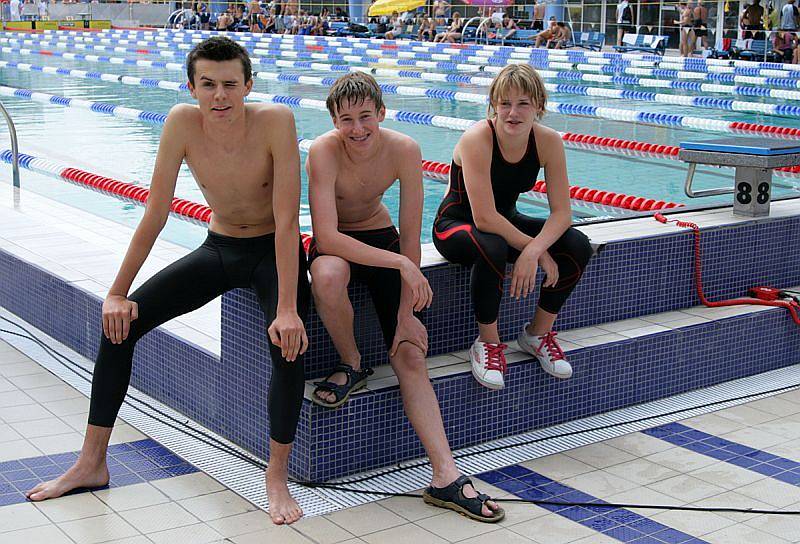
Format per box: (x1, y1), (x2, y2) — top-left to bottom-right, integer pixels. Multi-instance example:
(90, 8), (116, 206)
(434, 11), (463, 43)
(534, 16), (558, 47)
(772, 28), (797, 62)
(500, 13), (518, 41)
(24, 37), (311, 527)
(305, 72), (505, 524)
(550, 22), (572, 48)
(432, 64), (593, 390)
(418, 16), (436, 41)
(384, 11), (403, 39)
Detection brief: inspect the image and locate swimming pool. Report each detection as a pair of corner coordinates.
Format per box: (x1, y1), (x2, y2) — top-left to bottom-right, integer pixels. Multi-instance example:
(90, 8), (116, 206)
(1, 29), (799, 248)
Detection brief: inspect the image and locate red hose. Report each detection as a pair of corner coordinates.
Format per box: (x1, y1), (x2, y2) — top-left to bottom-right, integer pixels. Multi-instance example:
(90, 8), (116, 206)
(654, 213), (800, 326)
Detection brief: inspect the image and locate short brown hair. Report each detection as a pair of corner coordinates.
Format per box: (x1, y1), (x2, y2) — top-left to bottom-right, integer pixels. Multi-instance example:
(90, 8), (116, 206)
(186, 36), (252, 85)
(325, 72), (385, 118)
(487, 64), (547, 120)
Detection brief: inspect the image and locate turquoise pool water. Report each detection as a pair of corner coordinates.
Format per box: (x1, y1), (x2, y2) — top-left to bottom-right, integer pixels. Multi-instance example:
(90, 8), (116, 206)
(1, 39), (799, 248)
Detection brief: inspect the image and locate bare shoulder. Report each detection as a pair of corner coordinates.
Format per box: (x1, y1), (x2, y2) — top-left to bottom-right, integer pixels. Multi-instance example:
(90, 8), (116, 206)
(166, 103), (199, 128)
(458, 119), (492, 151)
(306, 130), (342, 178)
(247, 102), (295, 127)
(532, 122), (564, 160)
(382, 128), (421, 158)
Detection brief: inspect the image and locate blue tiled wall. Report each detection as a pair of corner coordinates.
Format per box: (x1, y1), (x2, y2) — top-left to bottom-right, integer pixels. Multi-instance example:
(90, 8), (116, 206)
(300, 308), (799, 481)
(227, 215), (800, 380)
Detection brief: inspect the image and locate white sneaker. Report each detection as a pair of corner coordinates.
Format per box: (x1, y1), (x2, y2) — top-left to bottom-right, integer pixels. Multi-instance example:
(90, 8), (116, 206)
(469, 338), (508, 390)
(517, 326), (573, 379)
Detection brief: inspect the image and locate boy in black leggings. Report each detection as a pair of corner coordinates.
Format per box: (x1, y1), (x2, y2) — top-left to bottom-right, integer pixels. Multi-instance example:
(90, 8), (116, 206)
(26, 37), (310, 526)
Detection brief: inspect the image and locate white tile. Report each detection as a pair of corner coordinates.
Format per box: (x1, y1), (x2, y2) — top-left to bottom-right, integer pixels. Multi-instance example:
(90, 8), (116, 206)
(25, 384), (84, 403)
(0, 403), (55, 423)
(10, 417), (75, 439)
(8, 372), (65, 390)
(716, 404), (778, 426)
(688, 462), (766, 491)
(0, 389), (34, 408)
(376, 494), (444, 523)
(0, 438), (43, 461)
(290, 515), (355, 544)
(736, 478), (800, 508)
(617, 324), (671, 338)
(595, 318), (653, 333)
(41, 396), (90, 417)
(151, 472), (225, 501)
(108, 424), (148, 444)
(94, 482), (171, 511)
(519, 453), (597, 480)
(508, 513), (595, 543)
(692, 490), (775, 522)
(651, 509), (737, 537)
(0, 524), (73, 544)
(230, 527), (315, 543)
(146, 523), (224, 544)
(362, 523), (449, 544)
(0, 502), (51, 533)
(679, 412), (748, 435)
(122, 501), (200, 534)
(0, 362), (46, 378)
(647, 474), (729, 503)
(604, 458), (679, 486)
(718, 426), (787, 450)
(704, 523), (790, 544)
(28, 432), (86, 455)
(325, 503), (405, 537)
(205, 510), (274, 538)
(59, 513), (140, 544)
(178, 490), (256, 521)
(645, 447), (719, 472)
(744, 511), (800, 541)
(563, 442), (636, 469)
(601, 432), (675, 457)
(562, 470), (639, 498)
(34, 492), (114, 523)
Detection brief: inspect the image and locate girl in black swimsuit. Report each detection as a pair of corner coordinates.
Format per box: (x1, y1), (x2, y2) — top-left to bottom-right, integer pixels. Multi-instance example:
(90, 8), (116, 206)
(433, 64), (592, 390)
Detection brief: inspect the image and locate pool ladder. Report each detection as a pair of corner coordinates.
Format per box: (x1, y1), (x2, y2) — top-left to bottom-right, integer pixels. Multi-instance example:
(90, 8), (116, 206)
(0, 99), (20, 188)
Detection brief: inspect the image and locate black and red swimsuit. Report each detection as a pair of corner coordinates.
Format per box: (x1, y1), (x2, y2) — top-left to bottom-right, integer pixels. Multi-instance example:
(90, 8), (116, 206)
(432, 120), (592, 324)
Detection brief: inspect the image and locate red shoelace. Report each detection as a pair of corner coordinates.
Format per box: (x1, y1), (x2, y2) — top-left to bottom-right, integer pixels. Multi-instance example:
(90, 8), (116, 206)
(483, 343), (508, 373)
(537, 331), (566, 361)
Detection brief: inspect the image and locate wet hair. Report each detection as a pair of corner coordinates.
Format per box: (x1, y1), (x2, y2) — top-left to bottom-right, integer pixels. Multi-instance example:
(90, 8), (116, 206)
(186, 36), (252, 85)
(487, 64), (547, 121)
(325, 72), (385, 118)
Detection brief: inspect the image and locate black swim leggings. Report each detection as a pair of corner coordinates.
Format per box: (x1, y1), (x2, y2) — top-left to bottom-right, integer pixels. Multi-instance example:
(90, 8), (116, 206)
(88, 231), (310, 444)
(433, 214), (593, 324)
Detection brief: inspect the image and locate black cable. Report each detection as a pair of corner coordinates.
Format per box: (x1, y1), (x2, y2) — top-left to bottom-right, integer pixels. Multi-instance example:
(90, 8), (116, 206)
(2, 316), (799, 516)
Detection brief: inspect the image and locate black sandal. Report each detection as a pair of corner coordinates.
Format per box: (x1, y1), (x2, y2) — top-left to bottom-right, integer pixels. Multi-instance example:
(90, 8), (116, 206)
(311, 364), (374, 409)
(423, 475), (505, 523)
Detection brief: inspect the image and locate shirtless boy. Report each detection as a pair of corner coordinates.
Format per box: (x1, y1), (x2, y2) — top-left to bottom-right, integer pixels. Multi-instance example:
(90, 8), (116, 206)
(304, 72), (504, 523)
(25, 37), (310, 526)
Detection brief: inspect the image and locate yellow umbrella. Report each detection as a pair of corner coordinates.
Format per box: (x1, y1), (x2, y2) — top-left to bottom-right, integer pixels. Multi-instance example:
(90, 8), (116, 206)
(368, 0), (425, 17)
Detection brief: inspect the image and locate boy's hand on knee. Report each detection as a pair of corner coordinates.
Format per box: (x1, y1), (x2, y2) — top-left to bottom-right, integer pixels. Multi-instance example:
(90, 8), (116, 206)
(390, 316), (428, 357)
(102, 296), (138, 345)
(268, 311), (308, 362)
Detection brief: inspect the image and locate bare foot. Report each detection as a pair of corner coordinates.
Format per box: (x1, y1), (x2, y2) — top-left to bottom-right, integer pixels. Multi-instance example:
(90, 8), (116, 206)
(26, 461), (109, 501)
(266, 469), (303, 525)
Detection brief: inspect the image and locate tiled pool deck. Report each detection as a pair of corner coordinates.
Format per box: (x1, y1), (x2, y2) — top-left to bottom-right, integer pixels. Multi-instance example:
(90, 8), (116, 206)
(2, 335), (800, 543)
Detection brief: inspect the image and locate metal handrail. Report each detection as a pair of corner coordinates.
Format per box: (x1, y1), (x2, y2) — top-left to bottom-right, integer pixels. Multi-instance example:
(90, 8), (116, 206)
(0, 100), (20, 188)
(683, 163), (733, 198)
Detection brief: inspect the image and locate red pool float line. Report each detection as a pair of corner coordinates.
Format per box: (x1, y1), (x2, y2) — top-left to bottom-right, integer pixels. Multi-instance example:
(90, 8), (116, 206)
(306, 45), (325, 52)
(535, 180), (682, 211)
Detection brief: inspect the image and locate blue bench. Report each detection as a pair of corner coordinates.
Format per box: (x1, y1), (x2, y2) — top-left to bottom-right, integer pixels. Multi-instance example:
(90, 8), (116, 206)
(502, 28), (538, 46)
(614, 33), (668, 55)
(571, 31), (605, 51)
(732, 39), (784, 63)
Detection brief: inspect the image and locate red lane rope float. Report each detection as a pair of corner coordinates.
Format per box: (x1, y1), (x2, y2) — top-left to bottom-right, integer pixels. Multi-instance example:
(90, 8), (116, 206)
(654, 213), (800, 326)
(59, 166), (316, 249)
(420, 158), (683, 211)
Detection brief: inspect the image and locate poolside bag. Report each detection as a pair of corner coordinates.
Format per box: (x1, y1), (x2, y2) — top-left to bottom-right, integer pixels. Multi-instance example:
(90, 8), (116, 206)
(348, 22), (369, 33)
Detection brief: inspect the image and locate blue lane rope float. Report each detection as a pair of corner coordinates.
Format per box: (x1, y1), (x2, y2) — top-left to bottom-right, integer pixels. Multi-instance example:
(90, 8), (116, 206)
(14, 28), (800, 76)
(4, 48), (800, 121)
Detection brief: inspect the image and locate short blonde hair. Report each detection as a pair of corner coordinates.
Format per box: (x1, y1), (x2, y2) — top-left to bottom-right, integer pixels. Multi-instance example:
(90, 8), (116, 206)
(487, 64), (547, 121)
(326, 72), (384, 118)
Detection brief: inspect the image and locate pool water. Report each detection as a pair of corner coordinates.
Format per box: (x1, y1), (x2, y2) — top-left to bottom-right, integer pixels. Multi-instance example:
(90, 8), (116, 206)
(1, 35), (799, 248)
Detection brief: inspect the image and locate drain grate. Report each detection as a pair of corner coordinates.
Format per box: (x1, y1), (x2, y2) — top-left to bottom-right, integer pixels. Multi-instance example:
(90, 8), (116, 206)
(2, 306), (798, 517)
